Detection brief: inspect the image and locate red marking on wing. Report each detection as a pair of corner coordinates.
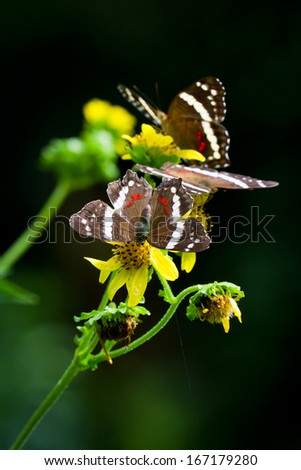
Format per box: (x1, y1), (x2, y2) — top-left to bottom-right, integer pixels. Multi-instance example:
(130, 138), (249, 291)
(159, 196), (170, 214)
(197, 130), (206, 153)
(132, 193), (142, 200)
(125, 193), (143, 207)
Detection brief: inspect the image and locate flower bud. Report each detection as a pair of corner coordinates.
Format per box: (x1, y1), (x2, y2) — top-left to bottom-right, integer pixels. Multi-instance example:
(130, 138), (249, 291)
(186, 281), (244, 333)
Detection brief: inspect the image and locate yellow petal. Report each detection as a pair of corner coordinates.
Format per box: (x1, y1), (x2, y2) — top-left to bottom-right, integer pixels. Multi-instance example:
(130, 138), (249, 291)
(155, 133), (174, 147)
(177, 149), (206, 162)
(108, 268), (131, 301)
(221, 317), (230, 333)
(149, 246), (178, 281)
(99, 269), (111, 284)
(126, 265), (149, 307)
(141, 123), (157, 147)
(229, 297), (242, 323)
(85, 256), (123, 284)
(181, 252), (196, 273)
(141, 123), (156, 136)
(121, 153), (133, 160)
(84, 256), (122, 272)
(122, 134), (136, 144)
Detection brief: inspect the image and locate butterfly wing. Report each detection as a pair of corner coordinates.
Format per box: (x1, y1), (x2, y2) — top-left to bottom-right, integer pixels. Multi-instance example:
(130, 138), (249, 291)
(70, 170), (154, 243)
(148, 177), (210, 252)
(117, 84), (164, 126)
(161, 217), (211, 252)
(168, 77), (227, 123)
(107, 169), (154, 243)
(135, 164), (210, 194)
(136, 163), (279, 193)
(163, 77), (230, 168)
(69, 200), (134, 243)
(165, 164), (279, 190)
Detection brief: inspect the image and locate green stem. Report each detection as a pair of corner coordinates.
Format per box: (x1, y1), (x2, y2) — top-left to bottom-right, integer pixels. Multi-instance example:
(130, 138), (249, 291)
(0, 180), (71, 277)
(156, 270), (176, 303)
(10, 277), (114, 449)
(10, 280), (201, 449)
(97, 271), (116, 311)
(10, 357), (80, 450)
(100, 284), (201, 363)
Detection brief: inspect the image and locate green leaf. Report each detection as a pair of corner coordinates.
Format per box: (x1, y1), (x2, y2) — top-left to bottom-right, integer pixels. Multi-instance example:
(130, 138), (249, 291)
(75, 302), (151, 328)
(158, 288), (170, 302)
(186, 303), (199, 321)
(197, 281), (245, 300)
(0, 278), (39, 305)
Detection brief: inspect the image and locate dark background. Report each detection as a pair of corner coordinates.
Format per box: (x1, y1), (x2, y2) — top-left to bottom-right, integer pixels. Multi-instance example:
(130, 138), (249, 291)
(1, 0), (299, 449)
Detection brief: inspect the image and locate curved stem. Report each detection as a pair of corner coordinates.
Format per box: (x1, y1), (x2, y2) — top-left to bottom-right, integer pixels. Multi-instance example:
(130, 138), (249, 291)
(101, 284), (201, 362)
(0, 180), (71, 277)
(10, 357), (80, 450)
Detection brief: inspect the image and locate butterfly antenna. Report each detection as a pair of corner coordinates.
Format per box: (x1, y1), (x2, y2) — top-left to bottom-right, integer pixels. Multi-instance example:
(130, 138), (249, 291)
(155, 81), (162, 110)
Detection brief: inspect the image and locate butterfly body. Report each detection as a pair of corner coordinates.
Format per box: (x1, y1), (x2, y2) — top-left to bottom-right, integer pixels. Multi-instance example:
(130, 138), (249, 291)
(70, 170), (210, 252)
(118, 77), (230, 168)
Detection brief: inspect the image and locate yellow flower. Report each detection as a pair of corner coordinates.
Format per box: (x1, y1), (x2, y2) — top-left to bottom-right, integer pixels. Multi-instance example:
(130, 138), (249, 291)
(198, 294), (242, 333)
(123, 123), (173, 148)
(122, 124), (205, 167)
(106, 105), (136, 133)
(83, 98), (136, 134)
(85, 241), (178, 307)
(83, 99), (111, 122)
(187, 282), (244, 333)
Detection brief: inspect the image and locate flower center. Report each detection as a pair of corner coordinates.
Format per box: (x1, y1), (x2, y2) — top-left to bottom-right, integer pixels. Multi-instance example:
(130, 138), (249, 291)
(112, 241), (151, 270)
(199, 295), (233, 324)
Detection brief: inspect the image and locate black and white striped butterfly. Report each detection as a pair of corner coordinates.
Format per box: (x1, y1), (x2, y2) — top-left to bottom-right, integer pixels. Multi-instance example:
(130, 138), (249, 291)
(118, 77), (230, 168)
(135, 163), (279, 194)
(69, 170), (210, 252)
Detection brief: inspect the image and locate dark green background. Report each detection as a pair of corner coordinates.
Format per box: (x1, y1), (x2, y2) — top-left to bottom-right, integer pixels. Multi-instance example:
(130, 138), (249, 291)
(1, 0), (299, 449)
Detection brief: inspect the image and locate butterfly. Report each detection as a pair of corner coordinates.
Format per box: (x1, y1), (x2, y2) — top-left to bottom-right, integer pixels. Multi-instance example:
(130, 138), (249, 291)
(135, 163), (279, 194)
(118, 76), (230, 168)
(69, 169), (210, 252)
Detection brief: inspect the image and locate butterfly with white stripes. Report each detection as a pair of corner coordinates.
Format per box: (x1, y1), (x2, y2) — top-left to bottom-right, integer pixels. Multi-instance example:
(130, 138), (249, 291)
(135, 163), (279, 194)
(118, 77), (230, 168)
(69, 170), (210, 252)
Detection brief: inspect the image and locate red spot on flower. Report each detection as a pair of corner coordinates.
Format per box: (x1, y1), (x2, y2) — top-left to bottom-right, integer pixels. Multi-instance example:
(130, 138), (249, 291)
(197, 130), (206, 153)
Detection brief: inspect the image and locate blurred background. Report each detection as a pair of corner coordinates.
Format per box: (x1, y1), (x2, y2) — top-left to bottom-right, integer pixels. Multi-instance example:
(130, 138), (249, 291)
(1, 0), (299, 450)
